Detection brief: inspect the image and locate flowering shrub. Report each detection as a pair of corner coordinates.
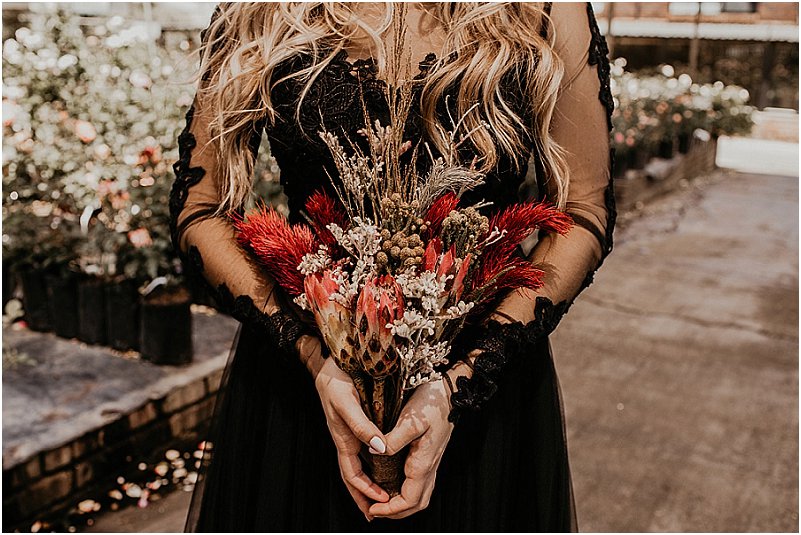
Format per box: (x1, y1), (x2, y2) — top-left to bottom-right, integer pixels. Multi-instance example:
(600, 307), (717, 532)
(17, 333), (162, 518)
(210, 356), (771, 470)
(610, 59), (754, 159)
(2, 6), (281, 287)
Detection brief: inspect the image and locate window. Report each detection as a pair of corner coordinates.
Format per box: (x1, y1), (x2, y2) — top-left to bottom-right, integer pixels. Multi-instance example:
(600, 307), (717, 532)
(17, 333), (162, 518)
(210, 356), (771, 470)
(669, 2), (701, 16)
(669, 2), (757, 16)
(721, 2), (757, 13)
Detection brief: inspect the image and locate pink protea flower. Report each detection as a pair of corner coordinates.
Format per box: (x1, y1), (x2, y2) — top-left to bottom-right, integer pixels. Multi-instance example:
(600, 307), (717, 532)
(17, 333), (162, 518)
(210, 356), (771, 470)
(422, 238), (472, 302)
(304, 270), (356, 370)
(355, 275), (404, 378)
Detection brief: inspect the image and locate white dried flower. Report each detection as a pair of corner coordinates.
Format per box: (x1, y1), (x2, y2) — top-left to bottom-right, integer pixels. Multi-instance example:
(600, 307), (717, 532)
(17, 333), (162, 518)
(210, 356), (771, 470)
(293, 293), (309, 311)
(444, 301), (475, 318)
(297, 245), (331, 275)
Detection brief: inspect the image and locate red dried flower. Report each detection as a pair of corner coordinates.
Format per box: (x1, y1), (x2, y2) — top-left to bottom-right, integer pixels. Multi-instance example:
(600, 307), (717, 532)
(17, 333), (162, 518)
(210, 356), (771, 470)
(470, 199), (572, 304)
(423, 193), (459, 241)
(231, 200), (318, 296)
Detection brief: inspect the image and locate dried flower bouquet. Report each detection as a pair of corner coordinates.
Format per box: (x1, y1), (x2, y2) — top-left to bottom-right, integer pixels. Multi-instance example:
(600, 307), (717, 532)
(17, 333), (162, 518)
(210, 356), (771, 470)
(231, 5), (573, 496)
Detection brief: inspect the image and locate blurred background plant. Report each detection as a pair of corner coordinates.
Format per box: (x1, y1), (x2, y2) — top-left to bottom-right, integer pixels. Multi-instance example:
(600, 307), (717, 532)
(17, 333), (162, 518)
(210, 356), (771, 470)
(2, 6), (283, 302)
(609, 58), (754, 173)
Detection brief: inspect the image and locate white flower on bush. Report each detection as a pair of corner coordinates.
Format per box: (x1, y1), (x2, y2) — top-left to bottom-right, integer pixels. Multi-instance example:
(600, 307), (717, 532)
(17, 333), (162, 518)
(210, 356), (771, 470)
(129, 70), (151, 89)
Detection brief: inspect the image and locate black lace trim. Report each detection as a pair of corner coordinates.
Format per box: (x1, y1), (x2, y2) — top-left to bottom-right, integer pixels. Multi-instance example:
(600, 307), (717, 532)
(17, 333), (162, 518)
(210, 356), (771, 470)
(586, 2), (615, 132)
(448, 296), (570, 423)
(447, 2), (618, 423)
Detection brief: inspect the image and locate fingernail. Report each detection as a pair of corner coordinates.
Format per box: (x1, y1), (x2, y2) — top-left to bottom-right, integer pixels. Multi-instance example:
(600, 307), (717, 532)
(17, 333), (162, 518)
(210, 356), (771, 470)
(368, 446), (379, 454)
(369, 436), (386, 454)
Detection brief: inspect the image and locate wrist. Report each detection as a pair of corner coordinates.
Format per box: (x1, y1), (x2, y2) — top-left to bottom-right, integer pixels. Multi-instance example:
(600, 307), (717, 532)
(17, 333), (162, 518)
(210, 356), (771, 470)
(297, 334), (325, 379)
(442, 349), (481, 415)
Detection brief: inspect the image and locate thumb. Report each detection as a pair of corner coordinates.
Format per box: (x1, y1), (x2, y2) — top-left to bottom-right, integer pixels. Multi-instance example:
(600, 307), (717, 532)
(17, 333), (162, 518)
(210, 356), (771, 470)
(336, 396), (387, 453)
(382, 415), (428, 456)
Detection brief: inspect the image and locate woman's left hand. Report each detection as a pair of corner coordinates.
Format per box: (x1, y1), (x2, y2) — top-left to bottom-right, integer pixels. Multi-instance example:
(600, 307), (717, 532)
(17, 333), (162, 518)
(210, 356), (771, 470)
(367, 371), (457, 520)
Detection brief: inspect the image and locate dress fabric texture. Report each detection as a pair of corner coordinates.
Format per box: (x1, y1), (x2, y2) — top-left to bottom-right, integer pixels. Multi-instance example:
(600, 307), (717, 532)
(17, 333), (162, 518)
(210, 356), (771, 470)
(169, 2), (616, 532)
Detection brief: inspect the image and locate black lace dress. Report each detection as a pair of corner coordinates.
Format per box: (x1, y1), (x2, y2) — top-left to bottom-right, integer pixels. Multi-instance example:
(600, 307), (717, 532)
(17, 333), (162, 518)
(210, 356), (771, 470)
(169, 2), (616, 532)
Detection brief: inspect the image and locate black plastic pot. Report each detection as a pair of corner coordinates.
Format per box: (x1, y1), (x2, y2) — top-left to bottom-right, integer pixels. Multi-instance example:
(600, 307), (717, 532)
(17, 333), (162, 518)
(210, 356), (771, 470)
(613, 151), (628, 179)
(678, 132), (691, 154)
(78, 276), (108, 345)
(45, 271), (80, 339)
(3, 259), (17, 310)
(658, 137), (675, 159)
(139, 285), (193, 365)
(105, 278), (141, 351)
(626, 147), (649, 170)
(19, 267), (53, 332)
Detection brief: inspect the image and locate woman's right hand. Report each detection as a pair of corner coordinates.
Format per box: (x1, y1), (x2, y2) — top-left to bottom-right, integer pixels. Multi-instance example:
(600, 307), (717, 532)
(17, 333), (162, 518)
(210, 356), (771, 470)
(299, 336), (390, 520)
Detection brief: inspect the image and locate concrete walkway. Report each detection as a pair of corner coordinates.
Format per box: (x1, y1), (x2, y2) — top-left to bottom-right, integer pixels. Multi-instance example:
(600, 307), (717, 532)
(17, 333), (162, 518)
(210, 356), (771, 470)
(553, 169), (798, 532)
(85, 168), (798, 532)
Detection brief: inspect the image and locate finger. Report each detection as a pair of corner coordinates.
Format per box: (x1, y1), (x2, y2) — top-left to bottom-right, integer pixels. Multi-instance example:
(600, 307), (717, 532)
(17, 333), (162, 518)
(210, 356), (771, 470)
(333, 397), (387, 453)
(325, 409), (364, 455)
(342, 478), (375, 522)
(383, 414), (428, 456)
(339, 450), (390, 503)
(368, 468), (427, 518)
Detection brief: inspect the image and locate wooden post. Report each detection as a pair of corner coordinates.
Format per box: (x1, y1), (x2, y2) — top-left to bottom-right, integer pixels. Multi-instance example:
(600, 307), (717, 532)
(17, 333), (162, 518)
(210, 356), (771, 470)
(688, 2), (701, 77)
(757, 41), (777, 110)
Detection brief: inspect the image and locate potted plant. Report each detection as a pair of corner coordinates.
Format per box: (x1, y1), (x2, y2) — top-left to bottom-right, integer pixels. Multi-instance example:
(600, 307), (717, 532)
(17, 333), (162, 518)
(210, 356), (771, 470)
(2, 209), (81, 333)
(139, 275), (193, 365)
(75, 214), (126, 346)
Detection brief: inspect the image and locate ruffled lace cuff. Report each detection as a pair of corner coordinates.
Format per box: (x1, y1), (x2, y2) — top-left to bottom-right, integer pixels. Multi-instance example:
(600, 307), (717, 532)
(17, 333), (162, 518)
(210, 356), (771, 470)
(446, 296), (570, 423)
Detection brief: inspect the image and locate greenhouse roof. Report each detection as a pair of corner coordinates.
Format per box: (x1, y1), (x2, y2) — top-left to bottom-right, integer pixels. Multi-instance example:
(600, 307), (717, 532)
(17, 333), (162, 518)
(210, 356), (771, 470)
(607, 19), (798, 42)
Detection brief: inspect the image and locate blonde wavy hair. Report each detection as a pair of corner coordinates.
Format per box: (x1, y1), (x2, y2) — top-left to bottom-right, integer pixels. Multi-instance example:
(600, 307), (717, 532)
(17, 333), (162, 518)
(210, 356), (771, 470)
(190, 2), (570, 216)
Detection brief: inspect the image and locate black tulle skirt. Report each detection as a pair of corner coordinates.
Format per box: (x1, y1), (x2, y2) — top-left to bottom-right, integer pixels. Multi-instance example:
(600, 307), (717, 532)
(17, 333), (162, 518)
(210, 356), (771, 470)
(184, 320), (578, 532)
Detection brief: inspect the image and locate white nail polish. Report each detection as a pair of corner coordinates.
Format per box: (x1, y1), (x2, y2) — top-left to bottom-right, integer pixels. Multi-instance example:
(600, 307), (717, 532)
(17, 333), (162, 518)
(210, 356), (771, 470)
(368, 446), (379, 455)
(369, 436), (386, 454)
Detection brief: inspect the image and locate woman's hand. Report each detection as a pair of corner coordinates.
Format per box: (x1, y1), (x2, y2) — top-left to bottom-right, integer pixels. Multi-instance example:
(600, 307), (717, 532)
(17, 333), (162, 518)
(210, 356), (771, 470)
(367, 369), (460, 520)
(309, 343), (391, 520)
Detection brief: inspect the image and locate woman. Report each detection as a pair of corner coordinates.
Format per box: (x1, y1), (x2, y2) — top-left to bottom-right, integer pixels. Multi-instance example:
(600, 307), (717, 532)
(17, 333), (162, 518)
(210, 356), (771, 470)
(170, 1), (616, 531)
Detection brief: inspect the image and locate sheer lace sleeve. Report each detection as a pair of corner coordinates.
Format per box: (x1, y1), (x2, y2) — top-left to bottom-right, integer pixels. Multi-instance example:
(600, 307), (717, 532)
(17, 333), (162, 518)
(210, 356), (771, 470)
(169, 8), (313, 361)
(447, 2), (617, 421)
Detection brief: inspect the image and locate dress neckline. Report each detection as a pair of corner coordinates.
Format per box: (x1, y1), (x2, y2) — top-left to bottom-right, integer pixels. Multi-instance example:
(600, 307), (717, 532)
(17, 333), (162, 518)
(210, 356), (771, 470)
(331, 47), (452, 86)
